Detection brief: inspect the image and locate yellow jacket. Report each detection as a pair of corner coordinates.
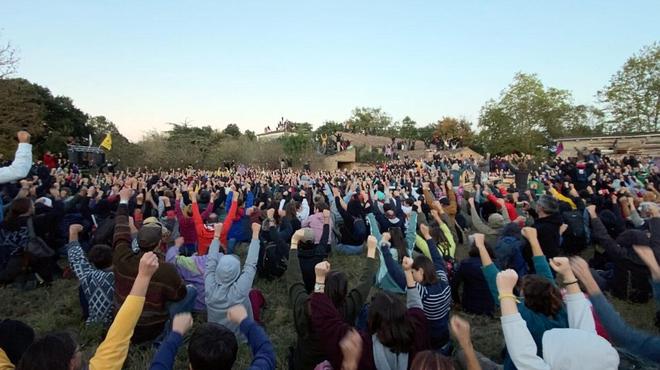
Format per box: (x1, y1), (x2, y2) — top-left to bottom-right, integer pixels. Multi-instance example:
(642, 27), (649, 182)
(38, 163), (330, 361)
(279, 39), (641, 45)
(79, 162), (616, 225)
(0, 349), (14, 370)
(550, 188), (576, 210)
(89, 295), (145, 370)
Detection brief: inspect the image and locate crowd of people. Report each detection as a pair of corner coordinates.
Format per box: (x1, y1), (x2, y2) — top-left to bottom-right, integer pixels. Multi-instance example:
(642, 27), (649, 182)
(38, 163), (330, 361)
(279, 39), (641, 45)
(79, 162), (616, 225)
(1, 128), (660, 369)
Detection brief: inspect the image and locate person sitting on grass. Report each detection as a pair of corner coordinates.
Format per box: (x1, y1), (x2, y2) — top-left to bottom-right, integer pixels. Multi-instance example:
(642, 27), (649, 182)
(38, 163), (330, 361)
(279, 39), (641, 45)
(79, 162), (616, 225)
(0, 319), (35, 370)
(496, 263), (619, 370)
(148, 305), (276, 370)
(67, 223), (114, 325)
(570, 249), (660, 365)
(17, 252), (163, 370)
(311, 256), (431, 370)
(113, 188), (195, 343)
(474, 228), (568, 370)
(379, 223), (452, 349)
(287, 230), (378, 370)
(206, 222), (262, 342)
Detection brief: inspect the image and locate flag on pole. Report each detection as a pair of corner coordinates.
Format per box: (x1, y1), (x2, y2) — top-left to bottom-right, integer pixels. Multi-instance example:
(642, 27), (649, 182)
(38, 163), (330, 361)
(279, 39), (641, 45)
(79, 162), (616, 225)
(556, 142), (564, 156)
(100, 133), (112, 151)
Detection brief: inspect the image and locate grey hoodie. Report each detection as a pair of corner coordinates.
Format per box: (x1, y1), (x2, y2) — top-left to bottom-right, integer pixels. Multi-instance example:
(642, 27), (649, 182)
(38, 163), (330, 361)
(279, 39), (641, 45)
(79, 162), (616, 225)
(205, 238), (260, 342)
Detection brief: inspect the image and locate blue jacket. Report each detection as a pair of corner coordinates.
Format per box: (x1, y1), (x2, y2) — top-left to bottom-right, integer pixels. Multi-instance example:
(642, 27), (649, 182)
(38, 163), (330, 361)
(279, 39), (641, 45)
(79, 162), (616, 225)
(452, 256), (494, 316)
(149, 317), (276, 370)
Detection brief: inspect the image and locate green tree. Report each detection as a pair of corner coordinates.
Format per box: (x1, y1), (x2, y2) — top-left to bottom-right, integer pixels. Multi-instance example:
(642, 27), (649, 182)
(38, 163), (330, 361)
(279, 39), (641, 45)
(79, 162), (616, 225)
(280, 132), (312, 162)
(345, 107), (392, 136)
(290, 122), (313, 134)
(315, 121), (344, 137)
(0, 78), (91, 156)
(434, 117), (475, 146)
(598, 42), (659, 133)
(244, 129), (256, 141)
(222, 123), (242, 137)
(478, 72), (581, 154)
(399, 116), (418, 139)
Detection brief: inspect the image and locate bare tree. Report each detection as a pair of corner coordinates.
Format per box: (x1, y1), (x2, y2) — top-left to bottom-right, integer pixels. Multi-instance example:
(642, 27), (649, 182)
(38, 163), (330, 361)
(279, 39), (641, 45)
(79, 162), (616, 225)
(0, 38), (19, 79)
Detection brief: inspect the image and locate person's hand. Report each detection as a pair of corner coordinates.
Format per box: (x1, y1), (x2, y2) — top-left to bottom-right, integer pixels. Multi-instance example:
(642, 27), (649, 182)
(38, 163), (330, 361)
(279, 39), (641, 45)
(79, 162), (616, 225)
(119, 187), (132, 202)
(496, 269), (518, 294)
(138, 252), (159, 279)
(315, 261), (331, 283)
(549, 257), (572, 278)
(520, 226), (537, 241)
(569, 256), (601, 295)
(339, 329), (363, 370)
(586, 204), (597, 218)
(468, 197), (475, 207)
(69, 224), (84, 235)
(633, 245), (660, 279)
(419, 223), (431, 239)
(227, 304), (248, 325)
(266, 208), (275, 219)
(402, 256), (413, 271)
(367, 235), (377, 257)
(172, 312), (193, 335)
(332, 187), (340, 197)
(291, 229), (305, 247)
(322, 209), (331, 220)
(251, 222), (261, 236)
(381, 232), (391, 243)
(559, 223), (568, 236)
(174, 236), (185, 247)
(17, 130), (30, 144)
(450, 316), (472, 347)
(473, 233), (485, 248)
(278, 209), (286, 218)
(497, 198), (505, 207)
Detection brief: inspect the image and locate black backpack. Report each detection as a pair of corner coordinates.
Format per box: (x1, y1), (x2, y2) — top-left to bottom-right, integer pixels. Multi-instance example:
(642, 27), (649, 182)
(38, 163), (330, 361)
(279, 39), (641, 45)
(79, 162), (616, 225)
(562, 210), (586, 239)
(257, 240), (288, 279)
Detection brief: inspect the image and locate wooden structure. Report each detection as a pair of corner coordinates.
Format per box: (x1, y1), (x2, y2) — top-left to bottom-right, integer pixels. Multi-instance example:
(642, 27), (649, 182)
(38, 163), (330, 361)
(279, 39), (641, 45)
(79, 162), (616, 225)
(558, 133), (660, 158)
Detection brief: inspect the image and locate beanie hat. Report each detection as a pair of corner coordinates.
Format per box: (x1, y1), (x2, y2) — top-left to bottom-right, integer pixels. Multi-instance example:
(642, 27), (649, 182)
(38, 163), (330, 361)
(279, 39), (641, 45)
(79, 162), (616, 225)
(488, 213), (505, 229)
(0, 319), (35, 365)
(138, 223), (163, 251)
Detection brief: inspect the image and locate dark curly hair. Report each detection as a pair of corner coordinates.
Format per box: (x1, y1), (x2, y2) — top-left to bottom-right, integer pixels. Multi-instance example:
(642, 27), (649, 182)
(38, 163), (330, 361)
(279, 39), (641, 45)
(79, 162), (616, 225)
(522, 275), (563, 317)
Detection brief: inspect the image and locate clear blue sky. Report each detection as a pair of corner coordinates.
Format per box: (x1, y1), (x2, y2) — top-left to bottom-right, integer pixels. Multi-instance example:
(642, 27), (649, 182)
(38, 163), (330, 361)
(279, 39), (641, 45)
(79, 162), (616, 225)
(4, 0), (659, 141)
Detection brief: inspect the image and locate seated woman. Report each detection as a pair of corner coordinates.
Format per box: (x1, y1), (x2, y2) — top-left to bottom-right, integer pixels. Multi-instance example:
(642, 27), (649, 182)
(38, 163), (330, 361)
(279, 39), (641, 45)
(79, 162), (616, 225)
(380, 224), (452, 349)
(367, 201), (417, 294)
(475, 228), (568, 370)
(286, 232), (378, 370)
(452, 241), (496, 316)
(495, 261), (619, 369)
(311, 256), (431, 370)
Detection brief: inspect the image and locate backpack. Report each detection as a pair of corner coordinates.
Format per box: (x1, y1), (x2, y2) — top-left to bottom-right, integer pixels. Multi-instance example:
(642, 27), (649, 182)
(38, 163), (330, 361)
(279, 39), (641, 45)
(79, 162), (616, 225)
(257, 240), (288, 279)
(562, 210), (586, 239)
(352, 217), (367, 240)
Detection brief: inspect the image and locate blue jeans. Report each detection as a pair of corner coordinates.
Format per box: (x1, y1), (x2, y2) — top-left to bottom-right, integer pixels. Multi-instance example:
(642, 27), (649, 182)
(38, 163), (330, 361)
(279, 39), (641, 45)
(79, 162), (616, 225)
(155, 285), (197, 346)
(227, 238), (238, 254)
(334, 243), (363, 255)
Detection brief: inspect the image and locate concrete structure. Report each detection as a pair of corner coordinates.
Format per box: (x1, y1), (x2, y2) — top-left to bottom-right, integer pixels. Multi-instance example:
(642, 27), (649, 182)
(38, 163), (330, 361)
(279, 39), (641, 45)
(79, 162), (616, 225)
(320, 147), (357, 170)
(558, 133), (660, 158)
(256, 130), (289, 141)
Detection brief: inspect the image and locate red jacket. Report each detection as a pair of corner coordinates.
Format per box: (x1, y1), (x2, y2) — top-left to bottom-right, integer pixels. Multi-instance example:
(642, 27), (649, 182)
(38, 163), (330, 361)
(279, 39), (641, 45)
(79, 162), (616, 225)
(487, 194), (519, 221)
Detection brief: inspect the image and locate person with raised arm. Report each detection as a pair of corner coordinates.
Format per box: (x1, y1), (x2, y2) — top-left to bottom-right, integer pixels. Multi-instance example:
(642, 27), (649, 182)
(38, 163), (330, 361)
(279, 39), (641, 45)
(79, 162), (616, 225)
(287, 229), (378, 370)
(205, 222), (262, 342)
(0, 131), (31, 185)
(18, 252), (163, 370)
(570, 250), (660, 364)
(496, 264), (619, 370)
(475, 227), (567, 370)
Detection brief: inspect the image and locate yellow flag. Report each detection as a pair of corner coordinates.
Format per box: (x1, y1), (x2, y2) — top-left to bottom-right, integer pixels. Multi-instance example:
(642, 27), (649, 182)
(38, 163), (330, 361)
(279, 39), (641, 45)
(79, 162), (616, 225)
(100, 133), (112, 150)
